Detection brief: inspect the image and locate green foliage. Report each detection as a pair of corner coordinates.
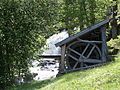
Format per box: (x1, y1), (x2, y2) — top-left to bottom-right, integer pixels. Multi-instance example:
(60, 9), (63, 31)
(61, 0), (111, 34)
(107, 35), (120, 55)
(108, 35), (120, 50)
(0, 0), (59, 89)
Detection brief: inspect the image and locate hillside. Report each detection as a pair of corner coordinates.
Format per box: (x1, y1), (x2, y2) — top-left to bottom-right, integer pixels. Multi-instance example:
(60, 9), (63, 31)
(10, 56), (120, 90)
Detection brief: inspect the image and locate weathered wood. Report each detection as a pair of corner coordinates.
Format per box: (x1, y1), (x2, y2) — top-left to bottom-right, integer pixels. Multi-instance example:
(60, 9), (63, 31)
(79, 43), (90, 68)
(68, 54), (79, 62)
(68, 47), (86, 58)
(101, 26), (107, 62)
(80, 59), (84, 69)
(67, 41), (102, 70)
(73, 62), (79, 69)
(63, 63), (106, 73)
(86, 45), (96, 58)
(65, 50), (72, 70)
(94, 44), (102, 57)
(82, 59), (102, 63)
(81, 43), (90, 55)
(59, 45), (66, 73)
(77, 38), (102, 44)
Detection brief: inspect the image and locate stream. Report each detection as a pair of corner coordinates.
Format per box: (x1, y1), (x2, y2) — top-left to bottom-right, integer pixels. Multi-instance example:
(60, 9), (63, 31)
(29, 30), (69, 81)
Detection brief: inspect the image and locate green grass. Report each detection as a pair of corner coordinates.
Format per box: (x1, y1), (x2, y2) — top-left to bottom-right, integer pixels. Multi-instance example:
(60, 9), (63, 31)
(10, 57), (120, 90)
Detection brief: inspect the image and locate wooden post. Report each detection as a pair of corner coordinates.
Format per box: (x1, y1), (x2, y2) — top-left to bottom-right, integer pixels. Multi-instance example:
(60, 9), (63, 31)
(59, 44), (66, 74)
(101, 26), (107, 62)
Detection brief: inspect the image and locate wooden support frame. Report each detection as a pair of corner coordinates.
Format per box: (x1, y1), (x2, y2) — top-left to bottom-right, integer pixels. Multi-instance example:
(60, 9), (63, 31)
(101, 26), (107, 62)
(59, 44), (66, 73)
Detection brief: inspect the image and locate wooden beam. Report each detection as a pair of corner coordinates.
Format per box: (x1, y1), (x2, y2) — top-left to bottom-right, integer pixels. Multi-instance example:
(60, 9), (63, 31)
(94, 44), (102, 57)
(81, 44), (90, 55)
(86, 45), (96, 58)
(68, 54), (79, 62)
(79, 43), (90, 68)
(68, 48), (86, 58)
(59, 45), (66, 73)
(64, 63), (105, 73)
(73, 62), (79, 69)
(65, 50), (72, 70)
(101, 26), (107, 62)
(83, 59), (102, 63)
(77, 38), (102, 44)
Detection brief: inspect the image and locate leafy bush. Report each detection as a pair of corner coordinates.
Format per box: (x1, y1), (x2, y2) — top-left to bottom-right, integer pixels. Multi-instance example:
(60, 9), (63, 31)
(0, 0), (59, 89)
(107, 35), (120, 55)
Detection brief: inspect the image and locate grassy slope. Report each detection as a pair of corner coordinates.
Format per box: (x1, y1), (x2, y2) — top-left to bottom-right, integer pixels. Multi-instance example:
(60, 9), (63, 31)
(10, 57), (120, 90)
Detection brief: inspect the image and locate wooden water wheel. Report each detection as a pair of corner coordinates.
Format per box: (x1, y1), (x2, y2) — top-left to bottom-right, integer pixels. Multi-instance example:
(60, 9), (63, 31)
(66, 40), (102, 70)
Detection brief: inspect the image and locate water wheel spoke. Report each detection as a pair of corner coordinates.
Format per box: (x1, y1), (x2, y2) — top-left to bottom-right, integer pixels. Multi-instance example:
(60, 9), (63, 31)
(68, 48), (86, 59)
(86, 45), (96, 58)
(73, 62), (79, 69)
(68, 54), (79, 62)
(81, 43), (90, 55)
(94, 44), (102, 57)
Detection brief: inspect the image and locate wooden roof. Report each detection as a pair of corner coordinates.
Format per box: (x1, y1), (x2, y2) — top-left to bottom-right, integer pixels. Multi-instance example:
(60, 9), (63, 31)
(55, 19), (110, 47)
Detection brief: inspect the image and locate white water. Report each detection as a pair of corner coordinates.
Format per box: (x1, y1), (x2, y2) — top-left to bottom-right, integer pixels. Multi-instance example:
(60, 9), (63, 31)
(43, 30), (69, 55)
(29, 30), (69, 81)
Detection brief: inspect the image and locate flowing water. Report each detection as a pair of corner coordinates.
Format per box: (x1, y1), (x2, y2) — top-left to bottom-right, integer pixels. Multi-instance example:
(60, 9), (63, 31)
(29, 30), (69, 81)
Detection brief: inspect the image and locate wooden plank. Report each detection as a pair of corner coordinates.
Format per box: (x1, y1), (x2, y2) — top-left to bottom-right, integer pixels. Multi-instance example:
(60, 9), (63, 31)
(55, 19), (110, 47)
(68, 48), (86, 58)
(64, 63), (105, 73)
(86, 45), (96, 58)
(101, 26), (107, 62)
(77, 38), (102, 44)
(78, 58), (102, 63)
(59, 45), (66, 73)
(81, 43), (90, 56)
(65, 50), (72, 70)
(83, 59), (102, 63)
(68, 54), (79, 62)
(79, 43), (90, 68)
(73, 62), (79, 69)
(94, 44), (102, 57)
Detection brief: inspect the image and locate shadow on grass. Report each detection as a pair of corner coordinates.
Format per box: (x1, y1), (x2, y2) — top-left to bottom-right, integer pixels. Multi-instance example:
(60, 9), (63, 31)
(9, 80), (52, 90)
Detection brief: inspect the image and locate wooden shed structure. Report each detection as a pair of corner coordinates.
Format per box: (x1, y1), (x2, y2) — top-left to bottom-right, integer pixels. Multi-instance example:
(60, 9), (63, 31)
(55, 20), (109, 73)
